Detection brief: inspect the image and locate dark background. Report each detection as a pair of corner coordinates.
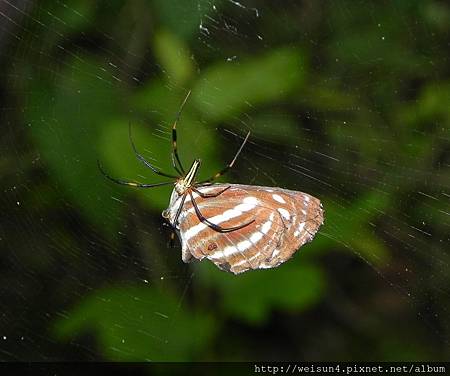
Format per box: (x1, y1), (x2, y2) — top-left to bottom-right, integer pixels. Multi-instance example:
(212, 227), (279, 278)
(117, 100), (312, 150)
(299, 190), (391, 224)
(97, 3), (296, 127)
(0, 0), (448, 362)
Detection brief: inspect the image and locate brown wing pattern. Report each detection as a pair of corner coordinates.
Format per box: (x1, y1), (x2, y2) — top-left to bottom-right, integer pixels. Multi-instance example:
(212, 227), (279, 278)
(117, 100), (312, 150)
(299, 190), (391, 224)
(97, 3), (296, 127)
(172, 184), (324, 274)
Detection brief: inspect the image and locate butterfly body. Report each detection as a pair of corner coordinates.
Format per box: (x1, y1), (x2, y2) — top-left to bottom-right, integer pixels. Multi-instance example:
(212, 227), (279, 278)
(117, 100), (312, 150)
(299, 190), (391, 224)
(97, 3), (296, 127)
(163, 183), (324, 274)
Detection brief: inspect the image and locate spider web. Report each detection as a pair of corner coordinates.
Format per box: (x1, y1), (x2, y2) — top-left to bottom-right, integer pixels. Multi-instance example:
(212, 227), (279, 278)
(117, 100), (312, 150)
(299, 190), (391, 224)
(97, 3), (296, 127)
(0, 0), (448, 361)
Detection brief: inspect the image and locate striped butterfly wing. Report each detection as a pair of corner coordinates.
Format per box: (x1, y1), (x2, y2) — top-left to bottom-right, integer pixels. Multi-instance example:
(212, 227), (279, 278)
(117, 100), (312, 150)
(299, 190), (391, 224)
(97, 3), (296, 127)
(169, 184), (323, 274)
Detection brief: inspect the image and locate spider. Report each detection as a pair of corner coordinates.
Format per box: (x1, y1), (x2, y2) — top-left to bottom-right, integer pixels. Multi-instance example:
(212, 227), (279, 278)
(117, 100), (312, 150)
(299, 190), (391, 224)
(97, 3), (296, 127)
(98, 91), (253, 233)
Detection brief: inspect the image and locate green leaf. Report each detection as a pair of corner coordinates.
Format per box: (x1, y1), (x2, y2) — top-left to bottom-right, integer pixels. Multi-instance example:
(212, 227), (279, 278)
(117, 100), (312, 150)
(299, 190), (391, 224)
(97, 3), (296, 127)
(24, 58), (124, 235)
(152, 0), (212, 39)
(196, 261), (326, 324)
(310, 189), (392, 264)
(153, 30), (194, 85)
(54, 285), (216, 361)
(247, 111), (300, 145)
(192, 47), (307, 122)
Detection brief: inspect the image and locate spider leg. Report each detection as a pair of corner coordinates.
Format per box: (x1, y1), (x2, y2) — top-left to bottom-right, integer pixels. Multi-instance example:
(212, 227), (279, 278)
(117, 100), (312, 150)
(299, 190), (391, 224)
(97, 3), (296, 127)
(189, 191), (254, 233)
(198, 131), (250, 184)
(98, 160), (174, 188)
(192, 185), (231, 198)
(128, 123), (178, 179)
(172, 192), (187, 227)
(171, 90), (191, 175)
(195, 182), (214, 187)
(171, 152), (183, 176)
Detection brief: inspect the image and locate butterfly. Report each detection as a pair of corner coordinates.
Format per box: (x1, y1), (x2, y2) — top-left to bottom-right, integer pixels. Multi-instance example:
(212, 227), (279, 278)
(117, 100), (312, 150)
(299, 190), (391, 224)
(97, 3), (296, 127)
(99, 91), (324, 274)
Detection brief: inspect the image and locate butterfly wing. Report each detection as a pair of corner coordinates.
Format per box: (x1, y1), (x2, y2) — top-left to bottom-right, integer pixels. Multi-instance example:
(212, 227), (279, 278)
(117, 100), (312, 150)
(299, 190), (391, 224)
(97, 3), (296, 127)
(168, 184), (324, 274)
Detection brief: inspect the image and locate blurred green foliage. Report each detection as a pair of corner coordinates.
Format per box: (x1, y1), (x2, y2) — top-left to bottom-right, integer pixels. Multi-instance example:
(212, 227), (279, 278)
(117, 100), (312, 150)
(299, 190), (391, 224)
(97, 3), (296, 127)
(24, 59), (124, 235)
(54, 285), (216, 361)
(1, 0), (448, 363)
(192, 47), (306, 122)
(196, 261), (326, 324)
